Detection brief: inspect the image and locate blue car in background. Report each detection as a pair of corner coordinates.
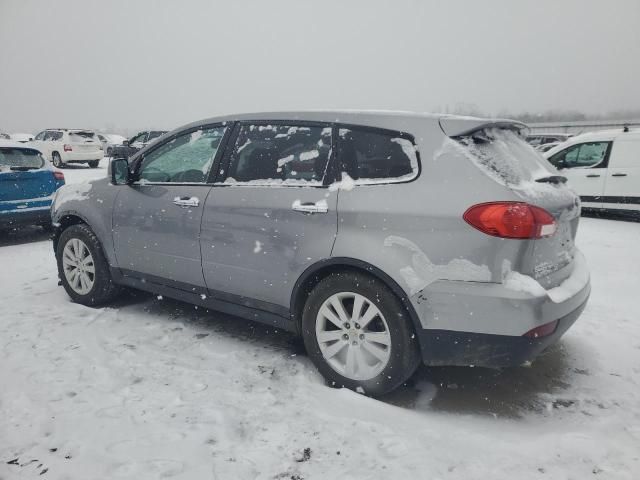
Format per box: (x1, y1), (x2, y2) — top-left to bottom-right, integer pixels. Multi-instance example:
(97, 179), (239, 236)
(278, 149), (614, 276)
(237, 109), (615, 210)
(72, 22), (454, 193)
(0, 141), (65, 231)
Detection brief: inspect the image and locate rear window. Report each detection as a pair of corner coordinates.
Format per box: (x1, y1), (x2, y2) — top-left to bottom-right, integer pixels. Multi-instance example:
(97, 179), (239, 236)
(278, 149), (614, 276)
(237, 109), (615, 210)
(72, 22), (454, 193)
(337, 127), (419, 182)
(455, 128), (555, 187)
(0, 147), (45, 170)
(69, 131), (97, 142)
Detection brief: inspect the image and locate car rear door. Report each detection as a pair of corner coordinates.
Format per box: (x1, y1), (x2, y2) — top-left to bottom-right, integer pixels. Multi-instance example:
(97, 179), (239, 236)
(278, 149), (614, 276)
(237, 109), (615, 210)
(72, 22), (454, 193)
(602, 136), (640, 211)
(111, 124), (229, 289)
(200, 121), (337, 313)
(547, 141), (611, 209)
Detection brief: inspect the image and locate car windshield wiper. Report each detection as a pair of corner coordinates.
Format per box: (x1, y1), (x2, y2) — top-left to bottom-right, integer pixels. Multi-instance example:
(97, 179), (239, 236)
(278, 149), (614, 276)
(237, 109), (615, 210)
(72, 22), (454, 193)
(535, 175), (567, 184)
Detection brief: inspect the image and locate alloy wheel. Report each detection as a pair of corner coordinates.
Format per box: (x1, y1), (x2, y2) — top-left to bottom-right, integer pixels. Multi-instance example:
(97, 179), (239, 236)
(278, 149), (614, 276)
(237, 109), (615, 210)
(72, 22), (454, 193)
(62, 238), (95, 295)
(315, 292), (392, 381)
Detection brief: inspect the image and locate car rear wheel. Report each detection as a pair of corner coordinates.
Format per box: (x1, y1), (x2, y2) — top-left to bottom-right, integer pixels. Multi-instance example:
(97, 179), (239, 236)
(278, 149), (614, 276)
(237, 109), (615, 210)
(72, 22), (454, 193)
(52, 152), (63, 168)
(56, 224), (120, 306)
(301, 271), (420, 396)
(87, 160), (99, 168)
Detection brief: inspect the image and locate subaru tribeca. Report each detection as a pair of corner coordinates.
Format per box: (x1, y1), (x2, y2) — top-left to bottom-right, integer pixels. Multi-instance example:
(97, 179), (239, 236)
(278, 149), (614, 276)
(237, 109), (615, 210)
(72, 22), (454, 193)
(51, 111), (590, 396)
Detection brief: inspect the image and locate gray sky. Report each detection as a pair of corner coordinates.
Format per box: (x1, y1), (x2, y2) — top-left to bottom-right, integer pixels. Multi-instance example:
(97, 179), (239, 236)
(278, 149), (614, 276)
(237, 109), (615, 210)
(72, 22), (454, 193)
(1, 0), (639, 135)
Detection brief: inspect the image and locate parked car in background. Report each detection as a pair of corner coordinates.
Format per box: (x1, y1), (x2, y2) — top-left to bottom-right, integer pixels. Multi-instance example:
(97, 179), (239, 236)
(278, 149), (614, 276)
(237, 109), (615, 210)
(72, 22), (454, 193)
(97, 133), (127, 157)
(545, 127), (640, 216)
(31, 129), (103, 168)
(10, 133), (34, 143)
(0, 140), (65, 230)
(110, 130), (167, 159)
(0, 132), (10, 140)
(527, 133), (572, 147)
(51, 111), (590, 396)
(535, 141), (563, 153)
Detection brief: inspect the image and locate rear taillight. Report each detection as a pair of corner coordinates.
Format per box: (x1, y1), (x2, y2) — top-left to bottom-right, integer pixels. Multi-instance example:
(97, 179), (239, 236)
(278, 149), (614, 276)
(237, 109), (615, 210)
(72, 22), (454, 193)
(53, 171), (64, 181)
(523, 320), (558, 338)
(64, 144), (73, 152)
(463, 202), (557, 239)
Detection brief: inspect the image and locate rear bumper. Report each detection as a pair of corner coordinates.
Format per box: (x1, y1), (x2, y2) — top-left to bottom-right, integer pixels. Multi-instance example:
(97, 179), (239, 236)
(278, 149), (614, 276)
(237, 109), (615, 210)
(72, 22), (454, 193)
(0, 206), (51, 228)
(411, 251), (591, 367)
(417, 292), (588, 367)
(62, 151), (102, 162)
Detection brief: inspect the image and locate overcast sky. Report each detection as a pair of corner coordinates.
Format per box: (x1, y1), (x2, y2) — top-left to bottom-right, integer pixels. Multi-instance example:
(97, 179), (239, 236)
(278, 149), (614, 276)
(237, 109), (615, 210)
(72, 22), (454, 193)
(1, 0), (639, 135)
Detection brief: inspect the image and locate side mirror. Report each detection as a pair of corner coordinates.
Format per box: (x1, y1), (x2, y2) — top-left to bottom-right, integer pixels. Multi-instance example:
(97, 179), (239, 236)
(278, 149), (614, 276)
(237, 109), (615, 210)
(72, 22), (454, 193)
(122, 139), (129, 146)
(110, 157), (130, 185)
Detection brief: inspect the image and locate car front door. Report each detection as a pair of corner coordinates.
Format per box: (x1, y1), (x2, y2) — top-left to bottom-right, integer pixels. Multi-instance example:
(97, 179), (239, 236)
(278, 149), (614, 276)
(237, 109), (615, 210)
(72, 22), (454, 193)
(112, 124), (229, 289)
(200, 122), (338, 314)
(548, 141), (611, 208)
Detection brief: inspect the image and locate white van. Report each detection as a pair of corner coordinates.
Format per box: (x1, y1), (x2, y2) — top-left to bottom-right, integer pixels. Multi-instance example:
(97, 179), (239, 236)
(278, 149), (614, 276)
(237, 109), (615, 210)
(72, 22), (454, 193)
(544, 128), (640, 215)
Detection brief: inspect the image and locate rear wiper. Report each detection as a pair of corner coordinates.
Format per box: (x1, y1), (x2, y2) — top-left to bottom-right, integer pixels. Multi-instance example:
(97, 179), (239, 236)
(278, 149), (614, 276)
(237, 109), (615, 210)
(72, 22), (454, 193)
(9, 166), (38, 171)
(535, 175), (567, 184)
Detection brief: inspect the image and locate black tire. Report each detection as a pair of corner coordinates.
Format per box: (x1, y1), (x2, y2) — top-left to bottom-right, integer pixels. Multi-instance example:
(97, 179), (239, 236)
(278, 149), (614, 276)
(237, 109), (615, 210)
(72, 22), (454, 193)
(55, 223), (120, 306)
(52, 152), (63, 168)
(88, 160), (99, 168)
(301, 271), (420, 397)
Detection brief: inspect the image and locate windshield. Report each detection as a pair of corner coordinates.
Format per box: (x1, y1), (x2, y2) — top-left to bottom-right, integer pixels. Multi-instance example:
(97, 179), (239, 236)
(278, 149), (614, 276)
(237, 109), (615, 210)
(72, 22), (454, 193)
(0, 147), (45, 169)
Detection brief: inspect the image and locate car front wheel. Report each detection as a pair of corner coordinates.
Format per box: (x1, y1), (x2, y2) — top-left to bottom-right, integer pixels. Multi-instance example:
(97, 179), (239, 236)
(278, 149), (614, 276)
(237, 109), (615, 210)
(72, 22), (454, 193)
(88, 160), (99, 168)
(301, 271), (420, 396)
(56, 224), (120, 306)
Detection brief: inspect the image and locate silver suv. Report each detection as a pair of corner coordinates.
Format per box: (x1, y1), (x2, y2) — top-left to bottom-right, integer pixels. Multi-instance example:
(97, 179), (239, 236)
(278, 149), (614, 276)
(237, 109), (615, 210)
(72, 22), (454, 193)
(51, 111), (591, 396)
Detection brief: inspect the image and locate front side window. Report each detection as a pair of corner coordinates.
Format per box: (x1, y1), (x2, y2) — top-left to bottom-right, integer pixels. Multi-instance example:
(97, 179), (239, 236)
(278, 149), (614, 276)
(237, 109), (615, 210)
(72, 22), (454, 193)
(337, 127), (418, 182)
(549, 142), (609, 169)
(225, 124), (331, 184)
(137, 126), (227, 183)
(34, 131), (46, 141)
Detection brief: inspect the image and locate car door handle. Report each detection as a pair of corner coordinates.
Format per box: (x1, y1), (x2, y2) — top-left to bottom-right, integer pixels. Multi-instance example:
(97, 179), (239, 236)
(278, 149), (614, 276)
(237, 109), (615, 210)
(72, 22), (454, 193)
(292, 200), (328, 214)
(173, 196), (199, 207)
(611, 173), (627, 177)
(586, 174), (601, 178)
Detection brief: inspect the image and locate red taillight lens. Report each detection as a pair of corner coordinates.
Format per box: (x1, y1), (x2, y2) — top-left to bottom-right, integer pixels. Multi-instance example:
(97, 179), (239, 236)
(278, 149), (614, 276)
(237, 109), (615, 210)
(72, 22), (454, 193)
(53, 171), (64, 181)
(64, 144), (73, 152)
(463, 202), (557, 239)
(524, 320), (558, 338)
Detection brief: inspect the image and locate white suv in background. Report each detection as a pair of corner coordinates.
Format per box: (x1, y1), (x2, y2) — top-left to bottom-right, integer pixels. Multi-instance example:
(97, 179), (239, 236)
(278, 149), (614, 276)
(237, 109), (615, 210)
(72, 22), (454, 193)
(545, 128), (640, 216)
(32, 129), (103, 168)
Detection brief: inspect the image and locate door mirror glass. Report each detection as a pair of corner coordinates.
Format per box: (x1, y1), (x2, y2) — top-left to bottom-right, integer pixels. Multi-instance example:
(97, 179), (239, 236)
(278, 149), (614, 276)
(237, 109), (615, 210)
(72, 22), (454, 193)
(110, 157), (130, 185)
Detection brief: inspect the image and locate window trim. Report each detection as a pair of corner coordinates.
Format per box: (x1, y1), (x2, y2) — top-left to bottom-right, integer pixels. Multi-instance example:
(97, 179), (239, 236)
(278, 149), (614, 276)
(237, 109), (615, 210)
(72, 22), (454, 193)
(550, 141), (612, 170)
(215, 120), (335, 188)
(128, 122), (233, 186)
(334, 123), (422, 186)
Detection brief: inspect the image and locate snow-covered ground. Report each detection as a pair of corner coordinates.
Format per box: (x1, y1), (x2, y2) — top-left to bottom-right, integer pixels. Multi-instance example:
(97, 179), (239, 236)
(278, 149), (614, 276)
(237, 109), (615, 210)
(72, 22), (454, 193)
(1, 164), (639, 479)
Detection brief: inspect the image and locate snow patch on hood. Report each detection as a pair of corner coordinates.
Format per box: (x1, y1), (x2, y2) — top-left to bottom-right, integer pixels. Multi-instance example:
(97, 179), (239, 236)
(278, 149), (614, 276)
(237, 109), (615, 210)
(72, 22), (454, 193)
(384, 235), (491, 295)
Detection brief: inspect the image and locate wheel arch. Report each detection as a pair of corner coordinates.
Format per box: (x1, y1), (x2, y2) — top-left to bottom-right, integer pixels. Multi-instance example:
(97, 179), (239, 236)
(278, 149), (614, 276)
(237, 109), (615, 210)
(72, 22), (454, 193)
(52, 213), (90, 253)
(290, 257), (422, 337)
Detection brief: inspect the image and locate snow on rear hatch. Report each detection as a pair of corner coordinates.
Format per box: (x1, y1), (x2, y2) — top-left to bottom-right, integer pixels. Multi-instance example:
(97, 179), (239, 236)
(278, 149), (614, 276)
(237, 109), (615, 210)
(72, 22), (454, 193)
(453, 126), (581, 285)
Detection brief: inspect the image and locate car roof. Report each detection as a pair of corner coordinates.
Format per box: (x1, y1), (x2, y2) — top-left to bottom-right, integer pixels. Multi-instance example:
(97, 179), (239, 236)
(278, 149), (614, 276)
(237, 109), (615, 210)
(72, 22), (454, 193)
(174, 110), (525, 137)
(0, 139), (42, 152)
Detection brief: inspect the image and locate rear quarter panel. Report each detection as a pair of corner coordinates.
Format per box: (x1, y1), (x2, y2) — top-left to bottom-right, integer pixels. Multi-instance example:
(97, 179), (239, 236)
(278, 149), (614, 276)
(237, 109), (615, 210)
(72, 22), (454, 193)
(332, 118), (528, 306)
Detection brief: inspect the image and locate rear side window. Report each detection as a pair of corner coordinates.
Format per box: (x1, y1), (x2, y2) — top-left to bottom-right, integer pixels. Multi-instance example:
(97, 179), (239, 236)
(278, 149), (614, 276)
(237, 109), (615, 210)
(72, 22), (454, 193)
(225, 124), (331, 185)
(44, 131), (62, 141)
(337, 127), (418, 182)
